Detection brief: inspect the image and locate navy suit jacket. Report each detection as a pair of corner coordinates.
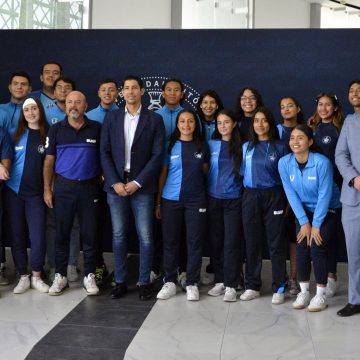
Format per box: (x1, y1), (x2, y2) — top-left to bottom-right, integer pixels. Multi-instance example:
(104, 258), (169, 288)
(100, 106), (165, 194)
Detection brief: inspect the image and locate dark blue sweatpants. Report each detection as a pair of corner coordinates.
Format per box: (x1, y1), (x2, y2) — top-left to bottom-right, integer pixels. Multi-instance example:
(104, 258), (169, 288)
(3, 186), (46, 274)
(161, 198), (206, 286)
(242, 187), (287, 293)
(208, 196), (242, 288)
(296, 210), (337, 285)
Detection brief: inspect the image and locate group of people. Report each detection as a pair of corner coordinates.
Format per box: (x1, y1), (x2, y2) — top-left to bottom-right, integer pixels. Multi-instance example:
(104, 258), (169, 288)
(0, 60), (359, 317)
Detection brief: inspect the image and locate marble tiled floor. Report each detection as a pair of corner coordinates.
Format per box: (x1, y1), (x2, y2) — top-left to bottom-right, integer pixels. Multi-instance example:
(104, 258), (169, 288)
(2, 252), (360, 360)
(0, 269), (86, 360)
(125, 261), (360, 360)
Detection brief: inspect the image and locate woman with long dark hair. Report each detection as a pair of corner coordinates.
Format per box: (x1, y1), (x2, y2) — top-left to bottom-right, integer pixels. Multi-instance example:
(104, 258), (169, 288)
(240, 107), (288, 304)
(197, 89), (224, 142)
(279, 124), (341, 311)
(309, 93), (344, 298)
(235, 87), (264, 141)
(4, 96), (49, 294)
(155, 109), (209, 301)
(207, 110), (242, 302)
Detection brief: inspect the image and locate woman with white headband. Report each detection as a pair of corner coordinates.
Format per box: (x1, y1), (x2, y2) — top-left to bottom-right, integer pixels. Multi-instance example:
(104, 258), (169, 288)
(3, 96), (49, 294)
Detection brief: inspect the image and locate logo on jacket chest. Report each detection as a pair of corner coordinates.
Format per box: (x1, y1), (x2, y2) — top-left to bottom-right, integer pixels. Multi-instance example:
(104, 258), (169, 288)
(268, 153), (277, 162)
(322, 136), (331, 144)
(38, 145), (45, 154)
(194, 152), (203, 159)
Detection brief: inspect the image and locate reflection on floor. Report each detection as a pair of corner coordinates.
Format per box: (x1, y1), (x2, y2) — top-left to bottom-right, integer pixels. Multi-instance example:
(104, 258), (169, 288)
(1, 251), (360, 360)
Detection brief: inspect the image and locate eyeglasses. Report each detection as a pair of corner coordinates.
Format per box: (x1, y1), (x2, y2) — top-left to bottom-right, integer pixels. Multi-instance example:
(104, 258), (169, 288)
(281, 104), (296, 110)
(240, 96), (256, 102)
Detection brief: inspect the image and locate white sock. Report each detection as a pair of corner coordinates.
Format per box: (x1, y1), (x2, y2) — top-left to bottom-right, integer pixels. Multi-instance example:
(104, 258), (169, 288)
(316, 286), (326, 297)
(299, 282), (309, 293)
(327, 277), (336, 284)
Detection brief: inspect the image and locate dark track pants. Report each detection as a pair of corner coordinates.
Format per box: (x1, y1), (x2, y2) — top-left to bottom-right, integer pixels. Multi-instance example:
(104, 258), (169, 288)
(242, 187), (287, 293)
(208, 196), (241, 288)
(161, 198), (206, 286)
(296, 210), (337, 285)
(3, 186), (46, 274)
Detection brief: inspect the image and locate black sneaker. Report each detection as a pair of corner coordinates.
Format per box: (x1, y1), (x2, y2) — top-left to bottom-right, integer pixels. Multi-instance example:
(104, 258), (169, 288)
(95, 263), (109, 286)
(138, 284), (152, 301)
(111, 282), (128, 299)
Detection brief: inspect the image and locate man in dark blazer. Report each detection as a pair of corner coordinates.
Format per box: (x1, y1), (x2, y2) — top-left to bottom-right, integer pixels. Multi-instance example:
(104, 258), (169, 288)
(100, 75), (165, 300)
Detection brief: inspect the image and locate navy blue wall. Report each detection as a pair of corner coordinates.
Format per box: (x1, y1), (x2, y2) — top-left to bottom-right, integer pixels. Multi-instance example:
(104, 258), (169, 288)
(1, 29), (357, 259)
(0, 29), (359, 118)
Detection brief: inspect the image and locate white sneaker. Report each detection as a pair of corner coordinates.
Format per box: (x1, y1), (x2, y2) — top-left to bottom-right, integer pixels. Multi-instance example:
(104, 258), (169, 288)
(240, 289), (260, 301)
(208, 283), (225, 297)
(308, 294), (328, 312)
(67, 265), (79, 282)
(157, 282), (177, 300)
(83, 273), (99, 295)
(325, 278), (338, 298)
(31, 277), (49, 293)
(13, 275), (30, 294)
(292, 291), (310, 309)
(186, 285), (199, 301)
(177, 272), (187, 291)
(49, 273), (68, 296)
(272, 293), (285, 305)
(223, 287), (237, 302)
(201, 272), (215, 286)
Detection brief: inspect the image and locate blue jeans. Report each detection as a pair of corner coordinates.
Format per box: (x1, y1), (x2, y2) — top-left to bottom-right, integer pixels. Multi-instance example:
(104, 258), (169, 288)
(107, 191), (154, 285)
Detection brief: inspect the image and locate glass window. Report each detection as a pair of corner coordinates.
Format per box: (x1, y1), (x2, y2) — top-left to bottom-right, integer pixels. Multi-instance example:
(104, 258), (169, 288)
(0, 0), (90, 29)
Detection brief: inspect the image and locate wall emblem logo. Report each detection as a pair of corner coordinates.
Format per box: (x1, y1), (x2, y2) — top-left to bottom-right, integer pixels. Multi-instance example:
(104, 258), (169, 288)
(116, 76), (200, 111)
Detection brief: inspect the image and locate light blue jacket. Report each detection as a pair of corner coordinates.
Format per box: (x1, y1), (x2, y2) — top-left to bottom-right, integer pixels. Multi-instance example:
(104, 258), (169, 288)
(278, 152), (340, 228)
(86, 103), (119, 124)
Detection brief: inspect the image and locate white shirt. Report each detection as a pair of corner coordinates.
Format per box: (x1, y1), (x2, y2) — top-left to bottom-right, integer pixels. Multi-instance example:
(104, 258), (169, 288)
(124, 105), (141, 172)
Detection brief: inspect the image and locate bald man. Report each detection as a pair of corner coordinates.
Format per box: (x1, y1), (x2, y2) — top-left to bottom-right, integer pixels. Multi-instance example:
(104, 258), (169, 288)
(44, 91), (102, 296)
